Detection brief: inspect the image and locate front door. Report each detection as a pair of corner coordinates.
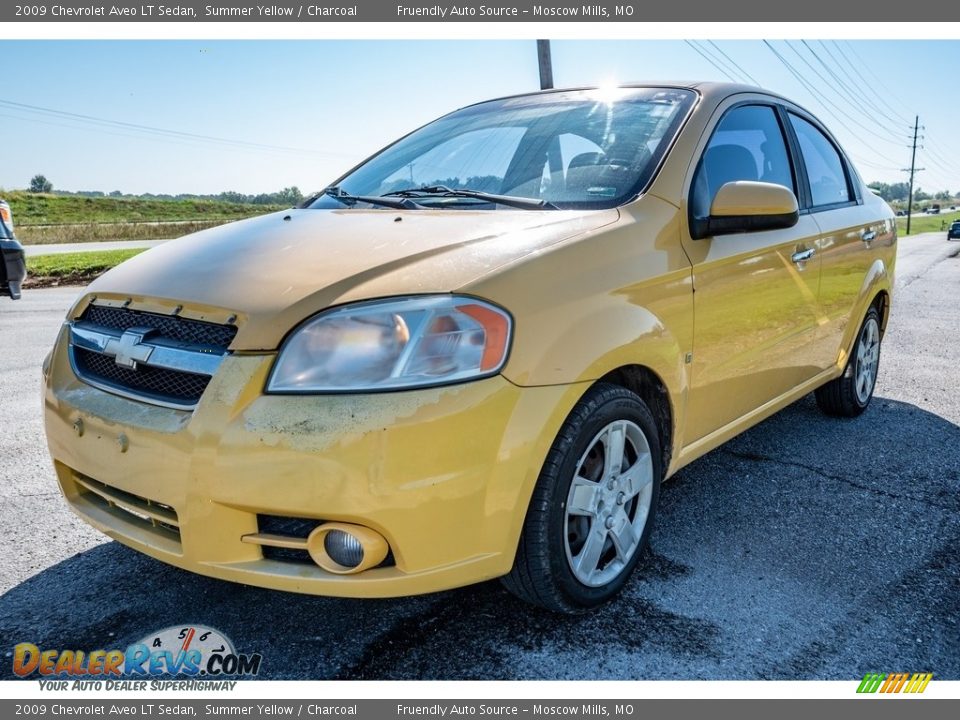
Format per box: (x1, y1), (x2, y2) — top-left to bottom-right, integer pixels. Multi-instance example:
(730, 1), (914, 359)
(680, 102), (825, 443)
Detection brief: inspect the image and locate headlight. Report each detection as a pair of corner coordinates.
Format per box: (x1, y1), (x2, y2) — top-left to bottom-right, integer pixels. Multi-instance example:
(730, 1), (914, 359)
(266, 295), (512, 393)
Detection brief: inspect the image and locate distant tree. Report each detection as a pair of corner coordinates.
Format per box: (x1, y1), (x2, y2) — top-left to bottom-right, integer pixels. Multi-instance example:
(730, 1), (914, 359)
(277, 186), (303, 206)
(934, 190), (952, 201)
(913, 187), (931, 202)
(218, 191), (247, 204)
(29, 174), (53, 193)
(867, 181), (911, 203)
(109, 190), (123, 197)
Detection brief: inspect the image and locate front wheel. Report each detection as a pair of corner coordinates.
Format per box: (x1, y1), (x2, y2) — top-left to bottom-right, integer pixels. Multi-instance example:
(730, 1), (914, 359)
(815, 306), (883, 417)
(502, 384), (662, 613)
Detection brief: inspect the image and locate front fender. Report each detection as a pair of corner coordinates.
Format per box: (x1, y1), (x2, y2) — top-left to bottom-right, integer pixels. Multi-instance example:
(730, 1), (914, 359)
(498, 266), (694, 465)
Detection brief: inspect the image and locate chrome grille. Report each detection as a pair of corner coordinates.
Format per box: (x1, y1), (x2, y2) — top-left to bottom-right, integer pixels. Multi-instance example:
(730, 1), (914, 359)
(82, 305), (237, 348)
(68, 303), (237, 409)
(74, 347), (211, 405)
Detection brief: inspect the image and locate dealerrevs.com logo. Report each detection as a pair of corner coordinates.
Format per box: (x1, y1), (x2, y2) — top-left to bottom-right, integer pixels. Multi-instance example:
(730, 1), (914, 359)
(12, 625), (262, 689)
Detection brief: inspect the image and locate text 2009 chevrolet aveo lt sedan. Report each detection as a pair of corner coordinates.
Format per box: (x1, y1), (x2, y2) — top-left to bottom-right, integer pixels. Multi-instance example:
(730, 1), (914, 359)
(43, 83), (895, 612)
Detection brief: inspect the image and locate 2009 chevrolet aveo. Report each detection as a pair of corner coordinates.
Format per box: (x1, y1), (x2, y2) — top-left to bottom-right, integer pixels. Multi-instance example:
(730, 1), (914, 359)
(43, 83), (895, 612)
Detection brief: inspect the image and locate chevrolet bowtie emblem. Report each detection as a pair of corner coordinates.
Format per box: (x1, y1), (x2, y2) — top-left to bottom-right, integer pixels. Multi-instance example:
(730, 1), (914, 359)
(104, 327), (157, 370)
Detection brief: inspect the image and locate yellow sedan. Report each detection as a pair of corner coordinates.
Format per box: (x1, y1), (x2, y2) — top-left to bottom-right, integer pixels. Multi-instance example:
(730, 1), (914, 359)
(43, 83), (895, 612)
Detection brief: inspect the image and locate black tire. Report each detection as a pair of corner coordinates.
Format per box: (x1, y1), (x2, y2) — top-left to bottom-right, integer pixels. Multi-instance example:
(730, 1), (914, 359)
(815, 306), (883, 417)
(502, 383), (662, 613)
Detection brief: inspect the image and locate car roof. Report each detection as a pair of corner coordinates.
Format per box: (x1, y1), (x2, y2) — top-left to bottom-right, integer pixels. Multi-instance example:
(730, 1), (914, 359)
(467, 81), (791, 107)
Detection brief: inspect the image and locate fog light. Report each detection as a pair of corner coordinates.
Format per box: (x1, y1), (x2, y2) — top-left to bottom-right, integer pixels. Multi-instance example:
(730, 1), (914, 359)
(306, 522), (389, 574)
(324, 530), (364, 568)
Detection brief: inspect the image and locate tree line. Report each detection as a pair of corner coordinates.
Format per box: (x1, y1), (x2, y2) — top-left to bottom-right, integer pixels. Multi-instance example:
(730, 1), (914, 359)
(866, 181), (955, 204)
(27, 175), (304, 206)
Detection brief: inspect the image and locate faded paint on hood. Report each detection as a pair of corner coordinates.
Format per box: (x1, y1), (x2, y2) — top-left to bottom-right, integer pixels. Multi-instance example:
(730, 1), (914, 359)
(85, 207), (619, 350)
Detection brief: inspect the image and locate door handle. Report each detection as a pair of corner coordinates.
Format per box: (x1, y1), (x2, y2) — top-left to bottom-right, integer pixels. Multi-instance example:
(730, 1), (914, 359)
(791, 248), (816, 263)
(861, 229), (877, 243)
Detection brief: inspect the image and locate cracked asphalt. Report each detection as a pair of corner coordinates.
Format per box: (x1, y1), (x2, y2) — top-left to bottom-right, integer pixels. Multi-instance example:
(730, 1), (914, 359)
(1, 233), (958, 680)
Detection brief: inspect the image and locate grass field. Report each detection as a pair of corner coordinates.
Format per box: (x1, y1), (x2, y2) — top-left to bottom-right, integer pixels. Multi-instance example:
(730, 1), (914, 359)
(3, 191), (286, 244)
(896, 211), (960, 236)
(17, 220), (235, 245)
(25, 248), (147, 287)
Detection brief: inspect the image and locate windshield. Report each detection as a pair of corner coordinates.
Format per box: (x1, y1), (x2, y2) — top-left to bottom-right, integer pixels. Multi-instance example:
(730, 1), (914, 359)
(305, 87), (697, 211)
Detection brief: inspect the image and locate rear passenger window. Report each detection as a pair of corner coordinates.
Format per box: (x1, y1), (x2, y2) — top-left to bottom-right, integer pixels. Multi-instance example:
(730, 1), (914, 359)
(692, 105), (795, 219)
(789, 114), (852, 208)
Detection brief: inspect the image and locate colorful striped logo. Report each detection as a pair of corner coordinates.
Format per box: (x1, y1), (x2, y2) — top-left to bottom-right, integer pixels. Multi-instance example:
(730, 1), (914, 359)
(857, 672), (933, 694)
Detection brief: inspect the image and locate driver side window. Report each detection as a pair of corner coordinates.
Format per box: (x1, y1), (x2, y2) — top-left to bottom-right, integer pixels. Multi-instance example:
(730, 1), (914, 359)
(692, 105), (795, 219)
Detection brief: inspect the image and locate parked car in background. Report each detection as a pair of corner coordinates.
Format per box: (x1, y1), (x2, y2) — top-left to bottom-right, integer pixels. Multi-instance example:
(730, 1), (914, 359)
(1, 199), (26, 300)
(42, 82), (896, 612)
(948, 220), (960, 240)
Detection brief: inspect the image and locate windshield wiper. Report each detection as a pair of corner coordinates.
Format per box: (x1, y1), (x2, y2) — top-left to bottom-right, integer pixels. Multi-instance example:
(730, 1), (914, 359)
(384, 185), (558, 211)
(323, 186), (425, 210)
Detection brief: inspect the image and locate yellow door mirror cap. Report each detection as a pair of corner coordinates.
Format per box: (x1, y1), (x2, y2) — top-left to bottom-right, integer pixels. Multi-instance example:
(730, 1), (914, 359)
(710, 181), (799, 218)
(691, 181), (800, 239)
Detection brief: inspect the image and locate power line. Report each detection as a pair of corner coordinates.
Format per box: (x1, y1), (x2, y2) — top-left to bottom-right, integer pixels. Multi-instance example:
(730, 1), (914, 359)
(684, 40), (738, 82)
(919, 168), (954, 191)
(919, 147), (955, 175)
(763, 41), (907, 156)
(785, 41), (907, 145)
(922, 131), (960, 165)
(847, 153), (902, 172)
(694, 41), (747, 82)
(0, 111), (235, 153)
(706, 41), (761, 86)
(814, 40), (910, 130)
(0, 99), (352, 158)
(917, 148), (957, 184)
(839, 41), (913, 125)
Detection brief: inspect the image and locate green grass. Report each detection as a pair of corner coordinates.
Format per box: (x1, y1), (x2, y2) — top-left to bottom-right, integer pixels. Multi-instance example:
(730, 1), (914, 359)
(3, 191), (286, 244)
(4, 191), (286, 225)
(896, 211), (960, 236)
(27, 248), (146, 284)
(17, 219), (233, 245)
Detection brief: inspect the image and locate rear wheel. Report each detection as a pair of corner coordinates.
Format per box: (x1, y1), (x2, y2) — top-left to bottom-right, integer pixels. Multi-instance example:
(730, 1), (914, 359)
(815, 306), (882, 417)
(502, 384), (662, 613)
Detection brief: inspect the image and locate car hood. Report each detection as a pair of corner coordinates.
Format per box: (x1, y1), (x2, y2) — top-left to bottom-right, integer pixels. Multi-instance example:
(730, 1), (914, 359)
(84, 207), (619, 350)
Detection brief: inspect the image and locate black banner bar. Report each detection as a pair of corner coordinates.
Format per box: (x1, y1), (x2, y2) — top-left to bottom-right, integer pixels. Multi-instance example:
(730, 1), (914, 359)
(2, 699), (959, 720)
(3, 0), (958, 22)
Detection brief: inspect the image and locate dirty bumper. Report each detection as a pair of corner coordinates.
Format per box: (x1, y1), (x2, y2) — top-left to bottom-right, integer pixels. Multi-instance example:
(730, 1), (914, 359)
(43, 329), (579, 597)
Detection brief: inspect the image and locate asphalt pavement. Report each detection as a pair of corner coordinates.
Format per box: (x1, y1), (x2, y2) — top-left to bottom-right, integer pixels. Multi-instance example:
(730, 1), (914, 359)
(1, 233), (958, 680)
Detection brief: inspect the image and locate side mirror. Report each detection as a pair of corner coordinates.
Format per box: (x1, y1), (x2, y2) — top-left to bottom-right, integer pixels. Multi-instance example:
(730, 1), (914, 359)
(691, 181), (800, 239)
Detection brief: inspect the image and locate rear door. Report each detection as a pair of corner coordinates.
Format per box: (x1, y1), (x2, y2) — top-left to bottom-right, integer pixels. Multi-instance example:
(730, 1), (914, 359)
(785, 110), (892, 368)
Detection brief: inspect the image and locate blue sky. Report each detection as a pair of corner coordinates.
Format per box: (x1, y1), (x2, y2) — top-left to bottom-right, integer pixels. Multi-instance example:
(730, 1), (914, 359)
(0, 40), (957, 195)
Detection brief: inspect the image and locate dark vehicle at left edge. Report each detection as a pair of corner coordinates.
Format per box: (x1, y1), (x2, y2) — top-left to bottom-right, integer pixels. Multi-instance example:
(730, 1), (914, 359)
(1, 199), (26, 300)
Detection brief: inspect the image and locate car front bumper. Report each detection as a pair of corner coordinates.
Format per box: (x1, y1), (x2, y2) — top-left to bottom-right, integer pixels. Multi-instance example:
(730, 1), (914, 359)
(43, 325), (583, 597)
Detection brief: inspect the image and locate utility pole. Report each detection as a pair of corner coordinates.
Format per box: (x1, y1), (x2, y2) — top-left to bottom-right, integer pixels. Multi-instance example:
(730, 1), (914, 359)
(537, 40), (553, 90)
(905, 115), (921, 236)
